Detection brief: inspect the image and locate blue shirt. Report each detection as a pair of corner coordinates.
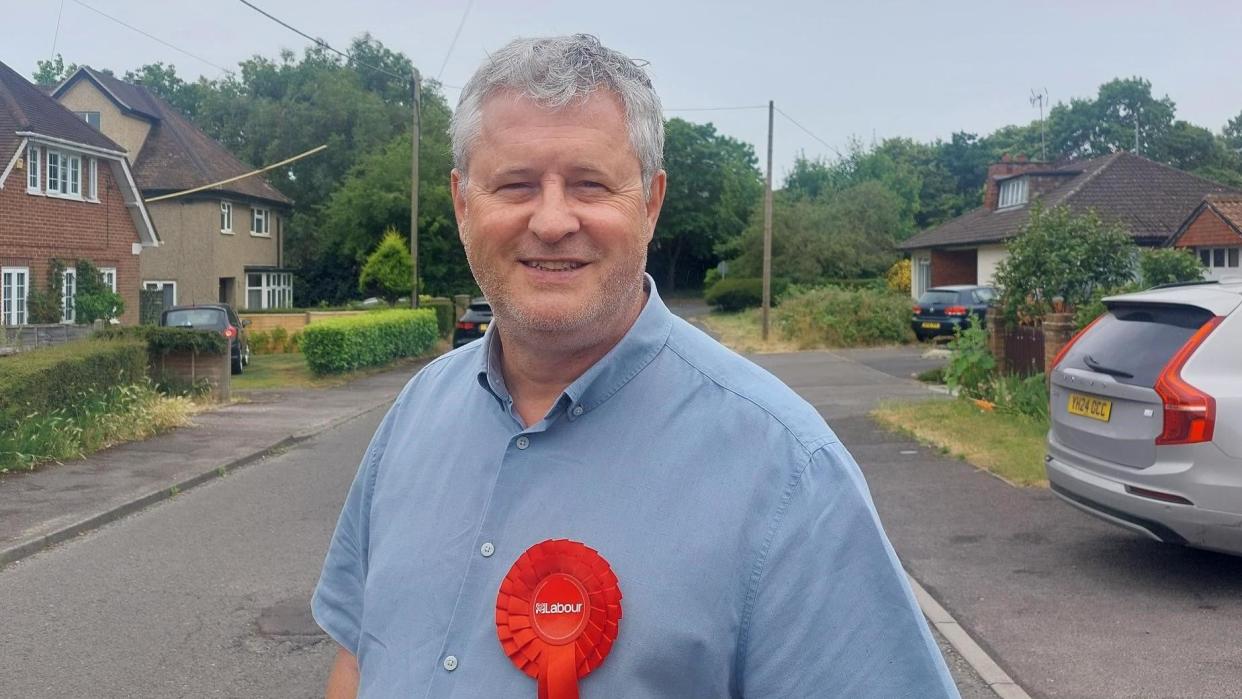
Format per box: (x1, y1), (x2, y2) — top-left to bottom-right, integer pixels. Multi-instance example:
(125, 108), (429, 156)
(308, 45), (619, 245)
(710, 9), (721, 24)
(313, 278), (959, 698)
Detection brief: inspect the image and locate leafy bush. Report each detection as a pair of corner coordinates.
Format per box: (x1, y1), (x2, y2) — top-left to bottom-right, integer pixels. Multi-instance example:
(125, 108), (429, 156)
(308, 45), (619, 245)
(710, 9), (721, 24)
(301, 309), (438, 375)
(704, 277), (789, 311)
(886, 259), (912, 295)
(773, 285), (915, 348)
(1072, 282), (1142, 330)
(74, 260), (124, 324)
(96, 326), (227, 356)
(249, 330), (273, 354)
(943, 323), (995, 399)
(270, 326), (289, 352)
(359, 228), (414, 303)
(994, 204), (1137, 324)
(420, 296), (457, 338)
(0, 338), (147, 433)
(1139, 248), (1204, 287)
(988, 372), (1050, 422)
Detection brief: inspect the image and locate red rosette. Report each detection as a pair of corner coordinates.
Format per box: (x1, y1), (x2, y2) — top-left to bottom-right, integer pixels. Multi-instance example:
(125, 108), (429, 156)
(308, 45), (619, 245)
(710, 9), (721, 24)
(496, 539), (622, 699)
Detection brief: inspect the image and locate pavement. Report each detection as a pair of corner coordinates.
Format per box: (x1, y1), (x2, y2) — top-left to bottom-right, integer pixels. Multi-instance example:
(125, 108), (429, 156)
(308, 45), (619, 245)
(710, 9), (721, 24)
(0, 360), (424, 568)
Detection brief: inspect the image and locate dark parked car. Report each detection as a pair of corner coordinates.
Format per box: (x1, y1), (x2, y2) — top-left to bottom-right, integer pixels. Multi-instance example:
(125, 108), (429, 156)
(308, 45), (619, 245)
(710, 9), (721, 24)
(452, 298), (492, 348)
(911, 285), (996, 341)
(160, 303), (251, 375)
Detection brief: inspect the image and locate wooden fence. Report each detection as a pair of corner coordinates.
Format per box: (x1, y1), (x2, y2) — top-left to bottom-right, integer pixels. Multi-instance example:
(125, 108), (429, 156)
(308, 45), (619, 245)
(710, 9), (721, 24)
(996, 323), (1046, 376)
(0, 324), (95, 355)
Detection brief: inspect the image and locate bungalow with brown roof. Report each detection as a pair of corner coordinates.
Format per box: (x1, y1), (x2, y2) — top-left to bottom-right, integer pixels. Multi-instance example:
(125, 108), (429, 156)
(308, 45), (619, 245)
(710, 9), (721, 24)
(52, 67), (294, 311)
(1169, 195), (1242, 282)
(898, 152), (1240, 299)
(0, 60), (157, 327)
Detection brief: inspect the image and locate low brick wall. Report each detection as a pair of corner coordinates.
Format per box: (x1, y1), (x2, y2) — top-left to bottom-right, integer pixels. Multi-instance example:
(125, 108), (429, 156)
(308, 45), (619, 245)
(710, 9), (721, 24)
(239, 310), (370, 336)
(151, 349), (230, 402)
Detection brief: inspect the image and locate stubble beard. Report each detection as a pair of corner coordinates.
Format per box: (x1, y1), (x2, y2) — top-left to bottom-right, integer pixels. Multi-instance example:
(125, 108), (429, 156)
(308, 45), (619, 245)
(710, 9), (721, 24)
(461, 228), (649, 349)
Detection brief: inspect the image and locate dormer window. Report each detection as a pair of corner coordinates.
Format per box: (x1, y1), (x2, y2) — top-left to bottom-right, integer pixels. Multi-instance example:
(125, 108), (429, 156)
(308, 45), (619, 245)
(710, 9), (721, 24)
(998, 177), (1029, 209)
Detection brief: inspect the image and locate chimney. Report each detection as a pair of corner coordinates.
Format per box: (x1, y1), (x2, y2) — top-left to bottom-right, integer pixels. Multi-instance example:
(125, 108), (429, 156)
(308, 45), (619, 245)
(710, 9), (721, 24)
(983, 154), (1049, 210)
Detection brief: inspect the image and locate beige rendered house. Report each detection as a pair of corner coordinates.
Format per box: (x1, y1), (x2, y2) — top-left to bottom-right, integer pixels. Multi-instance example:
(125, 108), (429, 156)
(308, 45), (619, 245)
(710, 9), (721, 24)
(52, 68), (294, 311)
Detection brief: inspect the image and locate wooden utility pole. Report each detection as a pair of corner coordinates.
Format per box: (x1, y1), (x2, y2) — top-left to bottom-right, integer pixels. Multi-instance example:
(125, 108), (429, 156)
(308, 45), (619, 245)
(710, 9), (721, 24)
(410, 69), (422, 309)
(761, 100), (774, 340)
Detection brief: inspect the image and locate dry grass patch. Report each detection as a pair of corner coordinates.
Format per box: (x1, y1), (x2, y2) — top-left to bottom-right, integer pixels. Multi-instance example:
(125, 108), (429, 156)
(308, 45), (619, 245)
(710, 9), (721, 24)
(697, 310), (803, 354)
(871, 398), (1050, 487)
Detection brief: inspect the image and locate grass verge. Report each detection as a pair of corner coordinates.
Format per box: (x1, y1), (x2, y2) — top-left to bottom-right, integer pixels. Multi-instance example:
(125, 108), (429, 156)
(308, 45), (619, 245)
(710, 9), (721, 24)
(0, 383), (197, 473)
(696, 310), (803, 354)
(233, 343), (446, 392)
(871, 398), (1050, 487)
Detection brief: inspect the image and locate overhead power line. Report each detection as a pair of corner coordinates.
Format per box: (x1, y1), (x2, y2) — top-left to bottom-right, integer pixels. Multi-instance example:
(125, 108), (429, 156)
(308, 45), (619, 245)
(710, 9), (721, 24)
(665, 105), (768, 113)
(438, 0), (475, 81)
(69, 0), (233, 75)
(237, 0), (408, 82)
(774, 106), (844, 159)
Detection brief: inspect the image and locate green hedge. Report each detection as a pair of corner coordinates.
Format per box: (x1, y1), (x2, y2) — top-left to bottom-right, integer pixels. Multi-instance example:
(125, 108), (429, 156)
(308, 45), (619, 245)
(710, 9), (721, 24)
(420, 297), (457, 338)
(774, 285), (915, 348)
(704, 277), (790, 311)
(301, 309), (439, 375)
(0, 338), (147, 432)
(96, 326), (227, 356)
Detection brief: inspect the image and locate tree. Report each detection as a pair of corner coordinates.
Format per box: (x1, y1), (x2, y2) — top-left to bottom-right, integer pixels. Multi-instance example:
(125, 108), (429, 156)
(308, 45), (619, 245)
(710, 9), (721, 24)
(32, 54), (78, 86)
(359, 229), (414, 303)
(1048, 77), (1176, 159)
(1155, 121), (1224, 172)
(649, 118), (762, 291)
(74, 260), (124, 324)
(994, 204), (1137, 323)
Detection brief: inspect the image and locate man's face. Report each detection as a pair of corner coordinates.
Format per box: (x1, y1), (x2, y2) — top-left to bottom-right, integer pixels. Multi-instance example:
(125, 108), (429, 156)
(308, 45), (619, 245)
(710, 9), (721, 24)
(452, 91), (665, 343)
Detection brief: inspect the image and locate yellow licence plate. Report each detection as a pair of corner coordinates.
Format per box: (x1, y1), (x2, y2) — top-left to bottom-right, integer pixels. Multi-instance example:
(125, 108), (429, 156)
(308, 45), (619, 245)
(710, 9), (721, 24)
(479, 323), (488, 332)
(1067, 393), (1112, 422)
(921, 322), (940, 329)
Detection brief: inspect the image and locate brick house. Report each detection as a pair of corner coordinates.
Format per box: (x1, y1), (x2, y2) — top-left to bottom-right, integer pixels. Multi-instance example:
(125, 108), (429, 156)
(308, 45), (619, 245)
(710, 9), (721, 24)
(1168, 195), (1242, 281)
(899, 152), (1240, 299)
(0, 60), (157, 327)
(53, 68), (294, 311)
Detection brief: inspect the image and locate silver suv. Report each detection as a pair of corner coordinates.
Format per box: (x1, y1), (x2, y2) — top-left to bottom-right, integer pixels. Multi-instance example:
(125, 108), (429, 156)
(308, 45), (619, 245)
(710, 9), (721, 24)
(1046, 279), (1242, 555)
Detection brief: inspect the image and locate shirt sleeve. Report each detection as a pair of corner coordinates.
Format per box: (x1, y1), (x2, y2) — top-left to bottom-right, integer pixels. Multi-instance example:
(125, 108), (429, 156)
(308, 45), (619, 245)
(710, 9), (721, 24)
(311, 405), (398, 656)
(739, 441), (960, 698)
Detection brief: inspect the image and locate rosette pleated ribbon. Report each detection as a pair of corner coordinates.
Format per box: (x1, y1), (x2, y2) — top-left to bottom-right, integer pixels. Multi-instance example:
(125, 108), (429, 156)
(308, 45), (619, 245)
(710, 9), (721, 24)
(496, 539), (622, 699)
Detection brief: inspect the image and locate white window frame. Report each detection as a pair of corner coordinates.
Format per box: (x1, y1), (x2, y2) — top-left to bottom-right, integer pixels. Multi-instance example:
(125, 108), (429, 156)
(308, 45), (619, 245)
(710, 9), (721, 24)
(26, 145), (41, 194)
(916, 256), (931, 296)
(250, 207), (270, 237)
(245, 271), (293, 310)
(2, 267), (30, 326)
(1198, 247), (1241, 270)
(86, 158), (98, 202)
(997, 177), (1029, 209)
(99, 267), (117, 292)
(62, 268), (77, 324)
(45, 149), (83, 200)
(144, 280), (177, 306)
(220, 201), (233, 234)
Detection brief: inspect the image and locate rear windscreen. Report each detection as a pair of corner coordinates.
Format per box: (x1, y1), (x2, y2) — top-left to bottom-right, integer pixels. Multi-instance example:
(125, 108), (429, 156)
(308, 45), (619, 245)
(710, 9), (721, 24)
(917, 291), (960, 305)
(1062, 304), (1213, 387)
(468, 303), (491, 313)
(163, 309), (226, 328)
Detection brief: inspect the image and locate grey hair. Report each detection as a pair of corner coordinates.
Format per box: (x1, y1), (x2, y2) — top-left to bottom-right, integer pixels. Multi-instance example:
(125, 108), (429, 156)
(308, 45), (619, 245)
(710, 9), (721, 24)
(450, 34), (664, 194)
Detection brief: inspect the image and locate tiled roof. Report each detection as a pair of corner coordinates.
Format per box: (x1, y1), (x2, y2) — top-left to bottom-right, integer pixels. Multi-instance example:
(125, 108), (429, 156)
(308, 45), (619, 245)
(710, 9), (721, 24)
(0, 60), (124, 167)
(900, 152), (1241, 250)
(1204, 194), (1242, 231)
(55, 68), (292, 207)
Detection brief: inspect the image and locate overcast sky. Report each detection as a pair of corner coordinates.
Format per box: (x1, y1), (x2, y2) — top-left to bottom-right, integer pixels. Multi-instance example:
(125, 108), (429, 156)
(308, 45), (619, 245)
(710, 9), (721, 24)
(9, 0), (1242, 179)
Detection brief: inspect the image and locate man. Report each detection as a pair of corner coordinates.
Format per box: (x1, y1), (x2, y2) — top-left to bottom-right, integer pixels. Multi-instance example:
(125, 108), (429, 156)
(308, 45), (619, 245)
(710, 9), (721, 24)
(314, 34), (959, 698)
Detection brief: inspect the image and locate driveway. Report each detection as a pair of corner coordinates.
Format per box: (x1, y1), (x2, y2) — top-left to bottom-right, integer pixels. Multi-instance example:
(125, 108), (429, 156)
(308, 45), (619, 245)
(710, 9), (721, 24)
(749, 348), (1242, 699)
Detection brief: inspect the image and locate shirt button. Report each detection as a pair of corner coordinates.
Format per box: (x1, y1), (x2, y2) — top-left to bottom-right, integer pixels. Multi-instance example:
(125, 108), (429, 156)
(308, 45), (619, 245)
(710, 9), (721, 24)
(480, 542), (495, 557)
(443, 655), (458, 672)
(516, 436), (530, 450)
(571, 405), (584, 417)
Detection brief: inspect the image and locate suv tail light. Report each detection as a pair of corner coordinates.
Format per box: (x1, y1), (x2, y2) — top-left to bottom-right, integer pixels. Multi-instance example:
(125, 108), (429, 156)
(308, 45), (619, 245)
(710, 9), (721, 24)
(457, 321), (476, 330)
(223, 325), (237, 340)
(945, 305), (968, 316)
(1155, 316), (1223, 446)
(1049, 315), (1104, 372)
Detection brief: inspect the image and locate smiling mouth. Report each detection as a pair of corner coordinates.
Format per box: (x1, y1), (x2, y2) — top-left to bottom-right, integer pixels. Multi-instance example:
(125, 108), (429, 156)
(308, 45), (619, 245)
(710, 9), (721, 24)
(521, 260), (587, 272)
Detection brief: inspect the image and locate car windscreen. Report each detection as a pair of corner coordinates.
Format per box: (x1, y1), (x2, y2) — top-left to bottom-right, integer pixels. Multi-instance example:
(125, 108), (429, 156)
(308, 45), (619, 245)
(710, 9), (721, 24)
(972, 288), (996, 304)
(468, 303), (491, 314)
(163, 309), (227, 329)
(1061, 303), (1214, 387)
(917, 291), (960, 306)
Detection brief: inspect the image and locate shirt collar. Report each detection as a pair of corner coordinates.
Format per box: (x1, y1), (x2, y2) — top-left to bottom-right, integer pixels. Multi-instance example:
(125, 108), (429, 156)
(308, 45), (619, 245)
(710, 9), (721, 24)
(475, 273), (674, 422)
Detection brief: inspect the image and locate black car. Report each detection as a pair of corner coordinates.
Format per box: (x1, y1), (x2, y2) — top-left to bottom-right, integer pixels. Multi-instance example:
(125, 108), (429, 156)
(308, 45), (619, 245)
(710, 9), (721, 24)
(160, 304), (251, 374)
(911, 285), (996, 341)
(452, 298), (492, 348)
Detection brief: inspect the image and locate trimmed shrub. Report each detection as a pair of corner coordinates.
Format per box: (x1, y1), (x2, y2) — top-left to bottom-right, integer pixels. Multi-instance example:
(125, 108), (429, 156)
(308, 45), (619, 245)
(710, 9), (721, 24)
(704, 277), (789, 311)
(249, 330), (273, 354)
(774, 285), (914, 348)
(0, 338), (147, 432)
(301, 309), (438, 375)
(96, 326), (227, 356)
(420, 296), (457, 338)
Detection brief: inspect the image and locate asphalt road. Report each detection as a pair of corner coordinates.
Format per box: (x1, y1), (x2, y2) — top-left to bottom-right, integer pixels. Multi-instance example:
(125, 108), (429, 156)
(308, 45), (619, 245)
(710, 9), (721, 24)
(750, 349), (1242, 699)
(0, 409), (386, 698)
